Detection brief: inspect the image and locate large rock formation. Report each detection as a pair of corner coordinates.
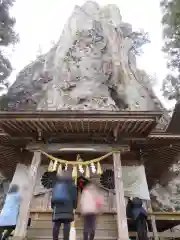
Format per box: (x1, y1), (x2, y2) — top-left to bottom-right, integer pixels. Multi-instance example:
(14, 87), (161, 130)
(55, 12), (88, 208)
(0, 1), (174, 211)
(1, 1), (165, 114)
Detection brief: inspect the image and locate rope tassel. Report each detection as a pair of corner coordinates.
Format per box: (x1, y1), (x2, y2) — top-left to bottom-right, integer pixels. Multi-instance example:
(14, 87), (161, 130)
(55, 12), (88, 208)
(52, 160), (58, 172)
(85, 165), (90, 178)
(97, 162), (102, 175)
(48, 160), (54, 172)
(72, 166), (77, 178)
(57, 164), (62, 175)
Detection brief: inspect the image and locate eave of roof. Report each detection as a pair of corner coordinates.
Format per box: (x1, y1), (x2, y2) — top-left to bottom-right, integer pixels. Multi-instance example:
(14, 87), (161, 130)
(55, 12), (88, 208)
(0, 110), (163, 119)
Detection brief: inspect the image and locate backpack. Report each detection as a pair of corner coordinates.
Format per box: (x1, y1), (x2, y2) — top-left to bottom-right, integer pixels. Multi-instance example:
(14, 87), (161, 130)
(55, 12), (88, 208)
(52, 182), (70, 203)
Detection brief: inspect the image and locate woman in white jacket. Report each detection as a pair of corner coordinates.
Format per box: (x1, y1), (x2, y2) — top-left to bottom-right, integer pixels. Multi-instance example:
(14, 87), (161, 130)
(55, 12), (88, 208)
(80, 182), (103, 240)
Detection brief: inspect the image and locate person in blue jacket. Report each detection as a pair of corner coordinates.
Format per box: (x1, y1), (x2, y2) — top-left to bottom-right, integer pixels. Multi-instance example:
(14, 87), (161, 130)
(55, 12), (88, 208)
(0, 184), (21, 240)
(51, 171), (77, 240)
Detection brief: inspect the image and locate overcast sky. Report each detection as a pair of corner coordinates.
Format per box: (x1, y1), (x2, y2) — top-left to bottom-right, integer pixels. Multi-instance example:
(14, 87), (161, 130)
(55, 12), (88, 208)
(9, 0), (174, 109)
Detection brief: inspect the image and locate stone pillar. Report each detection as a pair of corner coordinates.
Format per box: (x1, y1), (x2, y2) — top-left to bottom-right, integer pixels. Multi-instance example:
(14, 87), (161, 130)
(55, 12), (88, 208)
(13, 151), (41, 240)
(113, 151), (129, 240)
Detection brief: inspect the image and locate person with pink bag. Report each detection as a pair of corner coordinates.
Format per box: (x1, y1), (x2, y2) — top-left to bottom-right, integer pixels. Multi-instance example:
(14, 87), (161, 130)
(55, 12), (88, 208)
(80, 182), (103, 240)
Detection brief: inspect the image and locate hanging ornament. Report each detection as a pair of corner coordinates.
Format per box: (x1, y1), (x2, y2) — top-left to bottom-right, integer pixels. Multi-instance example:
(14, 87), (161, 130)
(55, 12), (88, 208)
(52, 160), (58, 172)
(72, 166), (77, 178)
(77, 176), (89, 191)
(79, 164), (84, 174)
(65, 163), (68, 171)
(57, 164), (62, 175)
(97, 162), (102, 175)
(76, 154), (81, 161)
(90, 162), (96, 174)
(77, 154), (84, 174)
(85, 165), (90, 178)
(48, 160), (54, 172)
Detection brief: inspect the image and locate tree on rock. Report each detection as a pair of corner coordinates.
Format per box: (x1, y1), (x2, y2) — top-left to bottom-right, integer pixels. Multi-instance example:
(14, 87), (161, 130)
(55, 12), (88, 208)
(161, 0), (180, 100)
(0, 0), (18, 91)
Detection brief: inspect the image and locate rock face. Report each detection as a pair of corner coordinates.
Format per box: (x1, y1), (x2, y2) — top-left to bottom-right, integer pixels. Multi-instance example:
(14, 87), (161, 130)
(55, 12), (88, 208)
(151, 161), (180, 212)
(1, 1), (165, 112)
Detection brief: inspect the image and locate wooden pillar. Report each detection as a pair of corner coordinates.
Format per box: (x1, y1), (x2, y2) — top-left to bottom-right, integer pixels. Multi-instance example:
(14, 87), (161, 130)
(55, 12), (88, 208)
(13, 151), (41, 240)
(113, 151), (129, 240)
(140, 158), (158, 240)
(147, 200), (159, 240)
(140, 159), (159, 240)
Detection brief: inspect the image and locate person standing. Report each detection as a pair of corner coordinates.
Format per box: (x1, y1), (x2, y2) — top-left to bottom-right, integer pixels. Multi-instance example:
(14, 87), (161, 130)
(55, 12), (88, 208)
(126, 197), (148, 240)
(80, 182), (103, 240)
(51, 171), (77, 240)
(0, 184), (21, 240)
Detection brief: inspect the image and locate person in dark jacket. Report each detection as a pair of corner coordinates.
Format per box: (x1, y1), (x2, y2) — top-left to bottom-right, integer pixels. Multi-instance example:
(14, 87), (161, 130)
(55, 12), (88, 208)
(51, 172), (77, 240)
(126, 197), (148, 240)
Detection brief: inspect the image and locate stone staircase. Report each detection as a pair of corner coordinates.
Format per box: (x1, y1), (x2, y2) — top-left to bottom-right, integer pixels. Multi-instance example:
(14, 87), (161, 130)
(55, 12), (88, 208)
(27, 212), (118, 240)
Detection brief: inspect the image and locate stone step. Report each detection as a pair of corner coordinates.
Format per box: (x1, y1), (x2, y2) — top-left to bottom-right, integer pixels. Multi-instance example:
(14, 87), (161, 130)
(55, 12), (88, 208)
(28, 214), (118, 239)
(30, 220), (117, 229)
(27, 229), (117, 238)
(27, 237), (117, 240)
(31, 214), (116, 222)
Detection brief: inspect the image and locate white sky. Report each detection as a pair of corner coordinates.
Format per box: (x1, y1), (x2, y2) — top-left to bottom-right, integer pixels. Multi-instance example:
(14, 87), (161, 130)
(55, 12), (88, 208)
(8, 0), (175, 109)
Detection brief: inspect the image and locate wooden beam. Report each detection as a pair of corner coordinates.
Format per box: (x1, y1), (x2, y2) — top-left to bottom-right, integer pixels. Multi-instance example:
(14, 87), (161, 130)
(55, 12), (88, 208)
(147, 231), (180, 238)
(147, 198), (159, 239)
(141, 153), (158, 240)
(10, 133), (148, 143)
(113, 151), (129, 240)
(0, 110), (162, 120)
(0, 132), (9, 136)
(26, 143), (130, 153)
(13, 151), (41, 240)
(130, 231), (180, 238)
(149, 133), (180, 139)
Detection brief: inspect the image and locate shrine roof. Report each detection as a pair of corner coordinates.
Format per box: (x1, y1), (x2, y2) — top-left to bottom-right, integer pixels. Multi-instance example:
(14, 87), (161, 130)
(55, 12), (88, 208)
(0, 110), (179, 186)
(0, 110), (162, 140)
(166, 101), (180, 134)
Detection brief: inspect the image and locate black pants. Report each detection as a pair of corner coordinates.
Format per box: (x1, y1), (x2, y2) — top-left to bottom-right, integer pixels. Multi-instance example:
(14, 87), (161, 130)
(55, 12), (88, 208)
(135, 215), (148, 240)
(53, 220), (71, 240)
(83, 214), (96, 240)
